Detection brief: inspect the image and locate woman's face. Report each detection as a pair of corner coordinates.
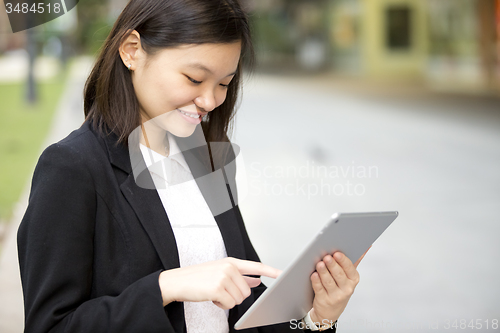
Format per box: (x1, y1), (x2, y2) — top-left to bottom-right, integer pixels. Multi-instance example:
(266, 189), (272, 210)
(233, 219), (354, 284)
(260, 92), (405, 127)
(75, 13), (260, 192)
(120, 31), (241, 138)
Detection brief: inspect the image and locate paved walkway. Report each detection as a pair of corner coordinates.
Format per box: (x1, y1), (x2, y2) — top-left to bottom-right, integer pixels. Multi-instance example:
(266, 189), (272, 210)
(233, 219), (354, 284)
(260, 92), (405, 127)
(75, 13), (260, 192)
(0, 61), (498, 332)
(0, 56), (92, 332)
(235, 75), (500, 331)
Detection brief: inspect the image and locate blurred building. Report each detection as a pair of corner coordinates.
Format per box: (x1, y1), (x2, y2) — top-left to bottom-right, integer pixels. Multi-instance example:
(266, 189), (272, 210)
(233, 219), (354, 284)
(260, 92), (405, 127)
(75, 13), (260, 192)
(250, 0), (500, 93)
(425, 0), (499, 93)
(330, 0), (427, 79)
(2, 0), (498, 93)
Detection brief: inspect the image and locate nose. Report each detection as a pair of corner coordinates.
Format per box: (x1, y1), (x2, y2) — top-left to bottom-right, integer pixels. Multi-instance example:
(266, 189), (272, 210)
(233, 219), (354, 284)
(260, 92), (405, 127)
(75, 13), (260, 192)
(194, 89), (217, 113)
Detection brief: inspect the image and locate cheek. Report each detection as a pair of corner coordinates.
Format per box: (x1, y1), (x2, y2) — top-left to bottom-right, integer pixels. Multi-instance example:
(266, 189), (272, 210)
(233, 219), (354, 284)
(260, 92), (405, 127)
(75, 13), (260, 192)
(216, 89), (229, 107)
(133, 71), (167, 108)
(169, 89), (197, 109)
(154, 76), (194, 109)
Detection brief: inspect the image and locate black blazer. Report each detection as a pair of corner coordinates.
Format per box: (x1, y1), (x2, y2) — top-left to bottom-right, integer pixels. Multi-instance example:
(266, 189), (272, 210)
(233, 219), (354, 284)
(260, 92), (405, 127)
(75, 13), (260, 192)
(17, 121), (326, 333)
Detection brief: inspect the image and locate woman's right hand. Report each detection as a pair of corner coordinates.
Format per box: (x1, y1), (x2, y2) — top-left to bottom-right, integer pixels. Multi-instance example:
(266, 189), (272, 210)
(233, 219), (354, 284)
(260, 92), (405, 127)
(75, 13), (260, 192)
(158, 257), (281, 309)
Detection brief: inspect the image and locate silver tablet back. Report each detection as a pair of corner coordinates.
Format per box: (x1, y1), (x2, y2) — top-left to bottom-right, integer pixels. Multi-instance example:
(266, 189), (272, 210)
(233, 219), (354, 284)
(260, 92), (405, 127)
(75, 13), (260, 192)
(234, 211), (398, 330)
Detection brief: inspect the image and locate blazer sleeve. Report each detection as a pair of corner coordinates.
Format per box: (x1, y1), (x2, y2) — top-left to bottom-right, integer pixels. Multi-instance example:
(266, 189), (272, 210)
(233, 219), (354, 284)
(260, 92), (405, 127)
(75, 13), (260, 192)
(17, 143), (175, 333)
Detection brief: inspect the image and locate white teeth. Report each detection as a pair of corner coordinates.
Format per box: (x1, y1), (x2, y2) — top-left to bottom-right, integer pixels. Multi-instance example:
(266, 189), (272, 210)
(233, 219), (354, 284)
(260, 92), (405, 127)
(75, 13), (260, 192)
(179, 109), (200, 118)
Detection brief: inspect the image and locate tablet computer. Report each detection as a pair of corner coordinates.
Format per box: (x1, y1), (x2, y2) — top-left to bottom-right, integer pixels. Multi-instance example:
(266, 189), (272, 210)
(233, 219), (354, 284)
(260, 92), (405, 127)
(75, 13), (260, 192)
(234, 211), (399, 330)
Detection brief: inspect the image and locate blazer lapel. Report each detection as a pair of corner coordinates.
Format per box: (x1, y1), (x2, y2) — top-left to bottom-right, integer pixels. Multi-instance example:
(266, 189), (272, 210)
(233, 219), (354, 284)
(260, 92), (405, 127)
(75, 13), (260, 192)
(95, 124), (181, 271)
(120, 173), (181, 270)
(93, 121), (247, 267)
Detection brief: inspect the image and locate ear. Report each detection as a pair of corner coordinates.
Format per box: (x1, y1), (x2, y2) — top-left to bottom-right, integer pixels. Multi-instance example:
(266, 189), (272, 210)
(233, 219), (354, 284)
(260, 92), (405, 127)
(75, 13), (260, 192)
(119, 29), (142, 71)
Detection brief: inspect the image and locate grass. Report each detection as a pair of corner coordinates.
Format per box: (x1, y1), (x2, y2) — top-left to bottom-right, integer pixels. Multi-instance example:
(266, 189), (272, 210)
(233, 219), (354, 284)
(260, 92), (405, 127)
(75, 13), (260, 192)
(0, 63), (69, 221)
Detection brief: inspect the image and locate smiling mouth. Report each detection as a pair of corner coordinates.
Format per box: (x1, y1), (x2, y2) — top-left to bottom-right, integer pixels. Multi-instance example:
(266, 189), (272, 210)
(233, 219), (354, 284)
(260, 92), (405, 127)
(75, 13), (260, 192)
(177, 109), (207, 119)
(177, 109), (200, 119)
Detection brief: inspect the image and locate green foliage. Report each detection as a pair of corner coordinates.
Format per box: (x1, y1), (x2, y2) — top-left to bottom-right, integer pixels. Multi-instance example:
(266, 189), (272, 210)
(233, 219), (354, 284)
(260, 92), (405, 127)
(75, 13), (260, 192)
(75, 0), (112, 55)
(86, 19), (113, 56)
(0, 68), (68, 220)
(250, 12), (295, 54)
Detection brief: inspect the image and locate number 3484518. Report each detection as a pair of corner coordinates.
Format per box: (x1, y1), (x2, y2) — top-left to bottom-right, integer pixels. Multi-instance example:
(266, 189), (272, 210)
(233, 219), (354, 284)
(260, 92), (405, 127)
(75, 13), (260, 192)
(444, 319), (498, 330)
(5, 2), (62, 14)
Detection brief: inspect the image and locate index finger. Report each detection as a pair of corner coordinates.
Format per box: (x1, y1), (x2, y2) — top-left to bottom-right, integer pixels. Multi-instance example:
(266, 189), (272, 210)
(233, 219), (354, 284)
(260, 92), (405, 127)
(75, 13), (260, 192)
(228, 258), (282, 279)
(332, 252), (358, 281)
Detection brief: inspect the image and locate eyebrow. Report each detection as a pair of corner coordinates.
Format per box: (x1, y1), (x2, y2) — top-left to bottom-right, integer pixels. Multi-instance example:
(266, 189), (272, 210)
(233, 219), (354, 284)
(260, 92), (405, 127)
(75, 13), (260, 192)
(186, 63), (237, 77)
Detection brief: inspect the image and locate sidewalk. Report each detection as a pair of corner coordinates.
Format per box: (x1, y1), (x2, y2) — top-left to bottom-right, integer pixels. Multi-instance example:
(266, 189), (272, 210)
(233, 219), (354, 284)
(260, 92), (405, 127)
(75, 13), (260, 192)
(0, 55), (94, 332)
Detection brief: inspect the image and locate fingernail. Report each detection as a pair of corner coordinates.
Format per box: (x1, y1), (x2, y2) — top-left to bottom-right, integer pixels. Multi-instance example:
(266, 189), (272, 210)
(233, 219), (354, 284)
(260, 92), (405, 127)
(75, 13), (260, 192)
(334, 252), (343, 260)
(324, 255), (332, 263)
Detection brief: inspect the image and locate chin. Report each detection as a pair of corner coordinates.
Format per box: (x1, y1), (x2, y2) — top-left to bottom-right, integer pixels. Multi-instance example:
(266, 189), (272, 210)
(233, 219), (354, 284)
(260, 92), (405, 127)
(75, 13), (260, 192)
(169, 125), (197, 138)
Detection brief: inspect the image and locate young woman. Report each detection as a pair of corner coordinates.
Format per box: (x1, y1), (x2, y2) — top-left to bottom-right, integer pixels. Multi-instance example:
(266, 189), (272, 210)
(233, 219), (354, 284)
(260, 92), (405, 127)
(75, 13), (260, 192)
(17, 0), (363, 332)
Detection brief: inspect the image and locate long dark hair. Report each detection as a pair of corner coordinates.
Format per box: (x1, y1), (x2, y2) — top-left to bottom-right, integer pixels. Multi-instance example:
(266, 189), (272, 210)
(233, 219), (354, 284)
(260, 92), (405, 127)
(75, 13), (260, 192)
(84, 0), (254, 146)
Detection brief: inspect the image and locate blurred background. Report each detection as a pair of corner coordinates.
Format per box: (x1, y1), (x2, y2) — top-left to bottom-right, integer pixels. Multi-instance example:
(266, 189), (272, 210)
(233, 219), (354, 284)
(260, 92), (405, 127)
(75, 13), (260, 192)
(0, 0), (499, 332)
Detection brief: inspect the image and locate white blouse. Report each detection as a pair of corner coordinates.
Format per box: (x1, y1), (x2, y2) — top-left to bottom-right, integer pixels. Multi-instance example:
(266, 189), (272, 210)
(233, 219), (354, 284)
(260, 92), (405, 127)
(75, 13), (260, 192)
(140, 132), (229, 333)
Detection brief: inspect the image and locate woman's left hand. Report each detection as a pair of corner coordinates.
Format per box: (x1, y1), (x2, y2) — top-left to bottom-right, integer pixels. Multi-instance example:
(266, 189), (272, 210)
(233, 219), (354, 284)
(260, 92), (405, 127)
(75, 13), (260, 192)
(308, 249), (369, 325)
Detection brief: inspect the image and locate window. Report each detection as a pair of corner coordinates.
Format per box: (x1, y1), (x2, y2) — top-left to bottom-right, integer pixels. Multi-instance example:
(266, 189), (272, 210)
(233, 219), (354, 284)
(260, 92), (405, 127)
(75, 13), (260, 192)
(386, 6), (412, 50)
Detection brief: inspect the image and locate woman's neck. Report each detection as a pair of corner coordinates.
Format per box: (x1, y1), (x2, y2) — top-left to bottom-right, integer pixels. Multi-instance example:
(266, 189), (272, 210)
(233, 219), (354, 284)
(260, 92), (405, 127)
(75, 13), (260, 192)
(140, 121), (170, 157)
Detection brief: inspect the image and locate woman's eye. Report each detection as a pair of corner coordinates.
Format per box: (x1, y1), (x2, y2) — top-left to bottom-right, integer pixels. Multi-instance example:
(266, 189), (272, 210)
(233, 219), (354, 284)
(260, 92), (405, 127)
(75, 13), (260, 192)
(186, 75), (229, 88)
(186, 76), (202, 84)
